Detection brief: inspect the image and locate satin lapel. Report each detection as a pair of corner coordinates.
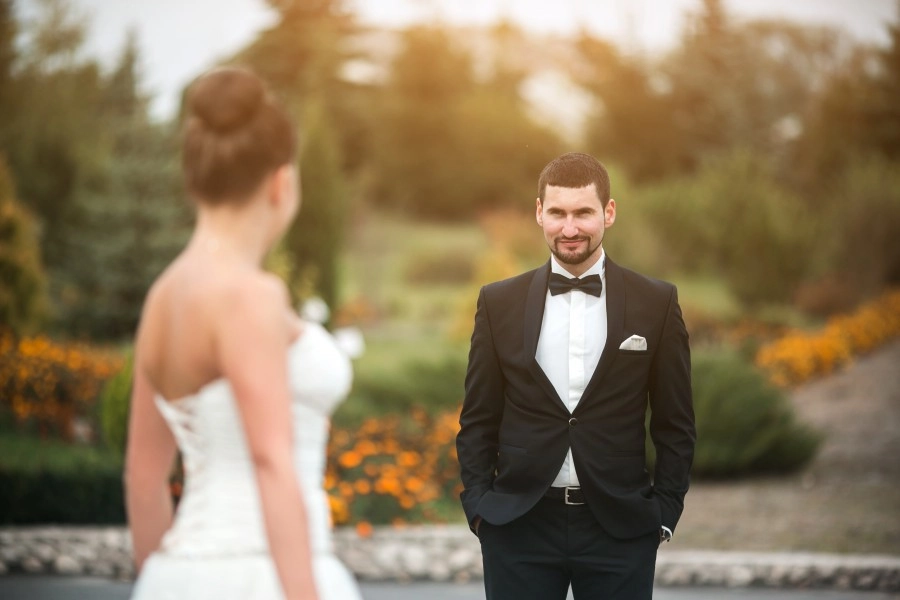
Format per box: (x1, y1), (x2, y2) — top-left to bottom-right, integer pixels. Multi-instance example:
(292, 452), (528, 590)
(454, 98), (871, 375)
(524, 261), (568, 412)
(576, 256), (626, 411)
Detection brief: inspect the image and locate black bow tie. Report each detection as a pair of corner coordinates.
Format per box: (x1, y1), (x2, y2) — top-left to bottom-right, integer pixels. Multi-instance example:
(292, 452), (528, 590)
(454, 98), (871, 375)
(548, 273), (603, 297)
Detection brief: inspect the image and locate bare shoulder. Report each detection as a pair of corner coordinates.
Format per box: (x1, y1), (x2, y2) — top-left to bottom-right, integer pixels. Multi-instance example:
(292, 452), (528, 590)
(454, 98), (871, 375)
(221, 270), (290, 313)
(213, 271), (293, 349)
(134, 274), (171, 343)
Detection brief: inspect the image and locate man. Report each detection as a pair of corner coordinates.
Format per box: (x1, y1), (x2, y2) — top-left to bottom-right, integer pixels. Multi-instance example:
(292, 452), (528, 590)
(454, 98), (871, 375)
(457, 152), (695, 599)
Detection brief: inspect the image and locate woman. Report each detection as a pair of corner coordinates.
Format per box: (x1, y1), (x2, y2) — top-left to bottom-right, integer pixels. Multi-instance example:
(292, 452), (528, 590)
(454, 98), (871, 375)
(125, 67), (361, 600)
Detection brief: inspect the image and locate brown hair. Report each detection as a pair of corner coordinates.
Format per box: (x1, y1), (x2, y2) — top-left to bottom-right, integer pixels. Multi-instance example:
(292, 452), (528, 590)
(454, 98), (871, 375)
(182, 67), (296, 204)
(537, 152), (611, 207)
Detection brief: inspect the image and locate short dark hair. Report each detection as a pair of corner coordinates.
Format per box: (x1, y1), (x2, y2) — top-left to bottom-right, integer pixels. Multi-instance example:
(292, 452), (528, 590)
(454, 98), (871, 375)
(537, 152), (611, 206)
(181, 67), (297, 205)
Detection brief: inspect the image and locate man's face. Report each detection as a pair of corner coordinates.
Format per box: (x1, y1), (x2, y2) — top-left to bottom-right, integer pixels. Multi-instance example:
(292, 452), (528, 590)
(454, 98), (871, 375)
(536, 183), (616, 276)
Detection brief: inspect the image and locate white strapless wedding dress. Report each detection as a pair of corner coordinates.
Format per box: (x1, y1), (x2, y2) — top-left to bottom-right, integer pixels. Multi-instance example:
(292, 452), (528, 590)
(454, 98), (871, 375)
(131, 323), (362, 600)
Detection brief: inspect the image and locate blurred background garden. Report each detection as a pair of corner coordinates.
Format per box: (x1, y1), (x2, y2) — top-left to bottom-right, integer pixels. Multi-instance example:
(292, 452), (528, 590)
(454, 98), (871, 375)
(1, 0), (899, 554)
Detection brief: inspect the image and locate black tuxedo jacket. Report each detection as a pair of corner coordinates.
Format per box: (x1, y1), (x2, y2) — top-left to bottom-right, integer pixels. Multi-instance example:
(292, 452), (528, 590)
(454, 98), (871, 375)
(456, 257), (695, 540)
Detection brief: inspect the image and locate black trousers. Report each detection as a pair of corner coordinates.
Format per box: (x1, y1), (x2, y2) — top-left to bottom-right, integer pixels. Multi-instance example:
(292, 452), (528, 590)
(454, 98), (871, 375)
(478, 496), (658, 600)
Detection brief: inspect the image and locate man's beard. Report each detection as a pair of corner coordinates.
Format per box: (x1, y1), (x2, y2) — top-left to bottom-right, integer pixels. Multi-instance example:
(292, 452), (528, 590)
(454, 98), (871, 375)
(551, 236), (601, 266)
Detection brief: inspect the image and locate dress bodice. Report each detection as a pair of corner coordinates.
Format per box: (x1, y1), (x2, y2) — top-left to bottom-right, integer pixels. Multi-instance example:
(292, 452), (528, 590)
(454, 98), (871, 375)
(152, 322), (352, 558)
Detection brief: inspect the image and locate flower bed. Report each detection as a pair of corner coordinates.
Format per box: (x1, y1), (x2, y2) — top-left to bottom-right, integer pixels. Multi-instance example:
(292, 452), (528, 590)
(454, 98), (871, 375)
(325, 408), (462, 528)
(0, 331), (123, 441)
(756, 289), (900, 386)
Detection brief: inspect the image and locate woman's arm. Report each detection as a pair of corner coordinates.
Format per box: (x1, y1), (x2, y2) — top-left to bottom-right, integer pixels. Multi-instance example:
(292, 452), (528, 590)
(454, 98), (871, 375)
(219, 275), (318, 600)
(124, 345), (177, 571)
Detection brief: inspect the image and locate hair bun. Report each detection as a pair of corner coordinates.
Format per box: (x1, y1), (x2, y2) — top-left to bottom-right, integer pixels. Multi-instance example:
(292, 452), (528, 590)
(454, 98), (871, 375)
(187, 67), (266, 133)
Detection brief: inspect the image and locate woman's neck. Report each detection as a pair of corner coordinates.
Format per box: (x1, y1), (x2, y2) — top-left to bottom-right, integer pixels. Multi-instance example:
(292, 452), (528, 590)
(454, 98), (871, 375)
(188, 201), (273, 267)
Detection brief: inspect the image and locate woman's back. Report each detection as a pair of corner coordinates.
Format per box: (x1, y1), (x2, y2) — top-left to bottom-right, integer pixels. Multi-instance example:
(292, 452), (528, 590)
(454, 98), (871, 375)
(125, 67), (329, 600)
(138, 255), (299, 404)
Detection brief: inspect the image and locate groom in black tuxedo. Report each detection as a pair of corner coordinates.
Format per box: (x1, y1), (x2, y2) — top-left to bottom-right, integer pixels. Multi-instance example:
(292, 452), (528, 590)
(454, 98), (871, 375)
(456, 152), (695, 599)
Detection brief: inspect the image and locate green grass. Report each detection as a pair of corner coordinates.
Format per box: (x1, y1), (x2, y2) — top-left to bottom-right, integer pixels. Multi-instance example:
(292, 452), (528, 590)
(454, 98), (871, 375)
(340, 211), (486, 317)
(669, 273), (743, 321)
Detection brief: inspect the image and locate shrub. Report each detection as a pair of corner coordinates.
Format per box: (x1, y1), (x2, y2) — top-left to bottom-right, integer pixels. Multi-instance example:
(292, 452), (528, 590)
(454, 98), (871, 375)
(0, 331), (124, 441)
(640, 150), (813, 306)
(688, 350), (821, 478)
(0, 433), (125, 524)
(99, 353), (133, 455)
(820, 155), (900, 297)
(340, 352), (467, 425)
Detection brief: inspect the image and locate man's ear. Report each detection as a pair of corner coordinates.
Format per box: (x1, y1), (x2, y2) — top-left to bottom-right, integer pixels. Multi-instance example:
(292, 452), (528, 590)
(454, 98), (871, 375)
(536, 198), (543, 226)
(605, 198), (617, 227)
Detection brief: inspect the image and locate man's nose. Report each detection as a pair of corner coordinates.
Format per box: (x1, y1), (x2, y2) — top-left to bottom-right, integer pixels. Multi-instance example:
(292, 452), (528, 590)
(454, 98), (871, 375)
(561, 220), (579, 237)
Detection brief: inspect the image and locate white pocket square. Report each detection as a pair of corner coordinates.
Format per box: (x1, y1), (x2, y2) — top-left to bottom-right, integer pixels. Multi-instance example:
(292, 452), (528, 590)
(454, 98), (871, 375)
(619, 335), (647, 351)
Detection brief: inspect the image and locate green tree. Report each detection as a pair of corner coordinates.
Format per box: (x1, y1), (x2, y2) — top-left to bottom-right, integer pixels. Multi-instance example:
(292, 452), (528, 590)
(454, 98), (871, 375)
(0, 156), (47, 335)
(578, 0), (849, 183)
(576, 33), (683, 181)
(369, 25), (562, 220)
(55, 37), (188, 340)
(866, 2), (900, 159)
(1, 0), (106, 275)
(238, 0), (356, 310)
(282, 100), (347, 310)
(640, 150), (813, 305)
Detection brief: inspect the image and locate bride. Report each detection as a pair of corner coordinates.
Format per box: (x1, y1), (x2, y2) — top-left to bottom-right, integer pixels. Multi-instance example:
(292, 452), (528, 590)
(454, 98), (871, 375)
(125, 67), (361, 600)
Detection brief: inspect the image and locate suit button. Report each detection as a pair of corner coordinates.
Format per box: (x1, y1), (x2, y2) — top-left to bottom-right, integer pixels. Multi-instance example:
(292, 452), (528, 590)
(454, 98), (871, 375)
(568, 417), (578, 426)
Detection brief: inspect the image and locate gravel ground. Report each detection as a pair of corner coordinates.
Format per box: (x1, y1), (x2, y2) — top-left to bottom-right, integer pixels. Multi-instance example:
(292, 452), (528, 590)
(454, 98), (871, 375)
(674, 340), (900, 554)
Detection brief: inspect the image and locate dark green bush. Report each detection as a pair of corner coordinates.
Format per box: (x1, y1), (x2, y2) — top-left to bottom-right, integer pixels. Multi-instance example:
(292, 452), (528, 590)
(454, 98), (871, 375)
(0, 433), (124, 524)
(688, 349), (822, 478)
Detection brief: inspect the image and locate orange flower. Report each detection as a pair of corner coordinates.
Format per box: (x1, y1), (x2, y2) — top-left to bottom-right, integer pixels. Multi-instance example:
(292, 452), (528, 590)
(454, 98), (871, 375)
(355, 439), (379, 456)
(404, 477), (425, 494)
(397, 451), (420, 467)
(338, 451), (363, 469)
(355, 521), (373, 538)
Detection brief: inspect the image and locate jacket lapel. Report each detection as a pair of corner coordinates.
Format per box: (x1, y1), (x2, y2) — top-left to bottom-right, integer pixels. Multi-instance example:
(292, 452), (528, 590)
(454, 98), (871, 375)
(524, 261), (569, 413)
(576, 256), (625, 411)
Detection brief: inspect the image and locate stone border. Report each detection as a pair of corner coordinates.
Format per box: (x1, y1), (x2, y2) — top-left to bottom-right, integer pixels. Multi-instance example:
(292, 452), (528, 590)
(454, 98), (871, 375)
(2, 526), (898, 592)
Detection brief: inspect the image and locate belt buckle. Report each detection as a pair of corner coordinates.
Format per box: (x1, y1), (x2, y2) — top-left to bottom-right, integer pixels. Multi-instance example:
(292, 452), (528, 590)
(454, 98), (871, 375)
(564, 486), (584, 505)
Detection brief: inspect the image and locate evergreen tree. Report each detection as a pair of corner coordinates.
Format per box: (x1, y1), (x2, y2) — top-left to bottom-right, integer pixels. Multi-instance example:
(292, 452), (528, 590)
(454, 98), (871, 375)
(369, 25), (561, 220)
(237, 0), (356, 310)
(56, 36), (189, 340)
(1, 0), (106, 274)
(283, 101), (346, 310)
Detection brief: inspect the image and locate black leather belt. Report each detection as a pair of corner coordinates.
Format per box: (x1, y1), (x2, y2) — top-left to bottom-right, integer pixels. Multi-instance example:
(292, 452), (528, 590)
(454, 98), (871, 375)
(544, 486), (585, 505)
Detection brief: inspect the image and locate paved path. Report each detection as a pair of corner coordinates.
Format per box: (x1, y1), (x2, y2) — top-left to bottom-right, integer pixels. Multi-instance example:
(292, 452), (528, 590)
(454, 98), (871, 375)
(1, 577), (897, 600)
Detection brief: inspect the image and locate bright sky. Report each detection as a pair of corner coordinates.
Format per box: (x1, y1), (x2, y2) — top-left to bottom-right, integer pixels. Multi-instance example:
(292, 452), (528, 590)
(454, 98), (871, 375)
(15, 0), (899, 119)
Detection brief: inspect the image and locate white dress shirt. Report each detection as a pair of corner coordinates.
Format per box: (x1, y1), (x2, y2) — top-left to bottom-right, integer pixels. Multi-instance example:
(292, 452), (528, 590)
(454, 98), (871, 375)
(535, 251), (607, 487)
